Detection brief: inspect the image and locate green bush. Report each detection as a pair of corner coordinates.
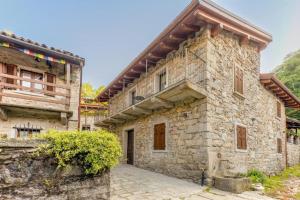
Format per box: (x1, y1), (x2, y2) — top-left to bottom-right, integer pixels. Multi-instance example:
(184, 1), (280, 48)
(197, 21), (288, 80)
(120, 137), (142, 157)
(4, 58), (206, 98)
(37, 129), (122, 175)
(246, 169), (267, 184)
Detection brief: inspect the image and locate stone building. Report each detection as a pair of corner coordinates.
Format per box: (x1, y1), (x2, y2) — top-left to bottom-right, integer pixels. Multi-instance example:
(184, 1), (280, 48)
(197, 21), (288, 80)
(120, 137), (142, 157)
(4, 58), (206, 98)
(286, 117), (300, 167)
(80, 98), (107, 131)
(0, 31), (84, 138)
(96, 0), (300, 181)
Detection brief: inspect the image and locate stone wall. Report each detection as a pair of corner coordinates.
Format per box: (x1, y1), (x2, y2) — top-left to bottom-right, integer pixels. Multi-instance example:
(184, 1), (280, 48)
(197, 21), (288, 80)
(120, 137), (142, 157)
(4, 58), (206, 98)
(0, 140), (110, 200)
(114, 98), (208, 182)
(287, 140), (300, 167)
(80, 114), (104, 131)
(108, 26), (287, 182)
(108, 28), (207, 116)
(206, 29), (286, 176)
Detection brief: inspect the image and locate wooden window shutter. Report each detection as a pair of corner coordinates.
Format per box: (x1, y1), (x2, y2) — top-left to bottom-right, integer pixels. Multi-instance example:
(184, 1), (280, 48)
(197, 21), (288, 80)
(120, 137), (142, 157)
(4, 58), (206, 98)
(5, 64), (17, 85)
(154, 123), (166, 150)
(277, 101), (281, 118)
(46, 73), (56, 92)
(277, 138), (282, 153)
(234, 67), (244, 94)
(237, 125), (247, 150)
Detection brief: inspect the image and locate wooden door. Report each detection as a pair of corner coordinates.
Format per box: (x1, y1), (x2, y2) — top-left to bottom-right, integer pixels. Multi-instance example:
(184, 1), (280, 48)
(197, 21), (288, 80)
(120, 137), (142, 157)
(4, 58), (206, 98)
(127, 129), (134, 165)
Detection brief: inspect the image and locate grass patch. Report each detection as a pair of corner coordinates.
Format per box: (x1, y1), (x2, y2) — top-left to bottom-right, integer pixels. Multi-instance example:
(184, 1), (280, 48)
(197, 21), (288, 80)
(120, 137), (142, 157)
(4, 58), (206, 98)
(245, 165), (300, 198)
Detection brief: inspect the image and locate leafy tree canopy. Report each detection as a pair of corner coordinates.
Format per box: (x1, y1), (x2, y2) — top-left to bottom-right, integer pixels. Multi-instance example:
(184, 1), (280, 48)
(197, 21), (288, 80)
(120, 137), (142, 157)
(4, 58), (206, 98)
(275, 49), (300, 120)
(81, 83), (104, 100)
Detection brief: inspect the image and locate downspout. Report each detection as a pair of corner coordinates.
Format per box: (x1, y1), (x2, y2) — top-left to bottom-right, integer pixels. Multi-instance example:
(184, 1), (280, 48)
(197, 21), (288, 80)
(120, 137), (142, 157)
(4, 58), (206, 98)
(78, 66), (83, 130)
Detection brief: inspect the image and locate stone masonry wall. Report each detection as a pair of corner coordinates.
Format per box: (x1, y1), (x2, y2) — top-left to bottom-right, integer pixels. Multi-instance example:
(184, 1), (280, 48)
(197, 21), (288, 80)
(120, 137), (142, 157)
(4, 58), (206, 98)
(205, 29), (286, 177)
(0, 116), (67, 138)
(287, 141), (300, 167)
(0, 140), (110, 200)
(108, 28), (207, 116)
(114, 98), (208, 182)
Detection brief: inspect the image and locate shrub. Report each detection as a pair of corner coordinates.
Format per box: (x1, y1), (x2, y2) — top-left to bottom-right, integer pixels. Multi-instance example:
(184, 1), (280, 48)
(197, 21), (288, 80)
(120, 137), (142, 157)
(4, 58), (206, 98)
(37, 129), (122, 175)
(246, 169), (267, 184)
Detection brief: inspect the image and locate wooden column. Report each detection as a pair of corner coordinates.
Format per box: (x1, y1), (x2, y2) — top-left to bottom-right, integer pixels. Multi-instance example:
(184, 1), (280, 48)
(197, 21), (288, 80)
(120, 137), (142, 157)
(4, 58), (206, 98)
(0, 63), (3, 102)
(65, 63), (71, 110)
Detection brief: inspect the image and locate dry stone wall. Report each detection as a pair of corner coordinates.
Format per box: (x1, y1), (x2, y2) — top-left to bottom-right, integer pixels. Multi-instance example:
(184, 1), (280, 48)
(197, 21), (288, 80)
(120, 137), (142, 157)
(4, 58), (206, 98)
(0, 140), (110, 200)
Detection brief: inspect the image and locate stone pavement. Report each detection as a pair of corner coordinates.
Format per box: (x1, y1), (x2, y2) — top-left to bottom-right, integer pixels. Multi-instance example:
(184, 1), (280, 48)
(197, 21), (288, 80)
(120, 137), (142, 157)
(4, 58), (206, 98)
(111, 164), (275, 200)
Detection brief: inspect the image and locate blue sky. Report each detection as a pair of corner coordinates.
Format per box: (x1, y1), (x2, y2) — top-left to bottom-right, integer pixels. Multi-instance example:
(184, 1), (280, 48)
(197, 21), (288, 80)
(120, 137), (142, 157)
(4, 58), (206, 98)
(1, 0), (299, 87)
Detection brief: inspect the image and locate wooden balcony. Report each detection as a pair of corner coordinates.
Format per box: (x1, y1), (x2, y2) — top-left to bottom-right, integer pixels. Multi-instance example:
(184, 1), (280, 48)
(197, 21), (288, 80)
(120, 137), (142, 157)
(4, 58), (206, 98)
(0, 72), (71, 122)
(95, 79), (207, 127)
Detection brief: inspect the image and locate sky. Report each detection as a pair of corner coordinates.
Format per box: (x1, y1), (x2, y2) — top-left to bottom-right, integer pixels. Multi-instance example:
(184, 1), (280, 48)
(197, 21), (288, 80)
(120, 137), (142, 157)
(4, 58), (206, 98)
(1, 0), (300, 87)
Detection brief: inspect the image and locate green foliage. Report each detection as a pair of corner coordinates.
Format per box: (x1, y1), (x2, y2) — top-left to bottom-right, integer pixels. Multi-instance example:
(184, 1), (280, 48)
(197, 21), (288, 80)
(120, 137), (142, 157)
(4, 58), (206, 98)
(275, 49), (300, 120)
(246, 169), (267, 184)
(81, 83), (105, 99)
(37, 130), (122, 175)
(264, 164), (300, 197)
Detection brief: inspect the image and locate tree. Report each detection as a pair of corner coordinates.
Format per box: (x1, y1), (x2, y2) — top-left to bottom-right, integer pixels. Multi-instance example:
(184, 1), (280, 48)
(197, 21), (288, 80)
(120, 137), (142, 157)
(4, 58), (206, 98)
(275, 49), (300, 120)
(81, 83), (105, 99)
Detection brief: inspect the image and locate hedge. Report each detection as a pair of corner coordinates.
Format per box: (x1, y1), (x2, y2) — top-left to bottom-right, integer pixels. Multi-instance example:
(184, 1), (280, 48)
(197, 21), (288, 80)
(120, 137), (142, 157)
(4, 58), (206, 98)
(37, 129), (122, 175)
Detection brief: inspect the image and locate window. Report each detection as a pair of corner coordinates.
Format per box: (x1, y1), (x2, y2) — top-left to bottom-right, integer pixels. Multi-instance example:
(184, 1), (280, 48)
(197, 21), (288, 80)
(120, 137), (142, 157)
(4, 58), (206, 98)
(277, 138), (282, 153)
(154, 123), (166, 150)
(20, 70), (43, 90)
(158, 69), (167, 92)
(277, 101), (281, 118)
(46, 73), (56, 92)
(16, 129), (41, 138)
(3, 64), (17, 88)
(129, 89), (136, 106)
(82, 125), (91, 131)
(234, 66), (244, 95)
(236, 125), (247, 150)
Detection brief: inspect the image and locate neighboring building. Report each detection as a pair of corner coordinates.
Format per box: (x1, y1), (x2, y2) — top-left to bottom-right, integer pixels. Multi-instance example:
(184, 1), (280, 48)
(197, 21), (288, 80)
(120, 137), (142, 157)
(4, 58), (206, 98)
(96, 0), (300, 182)
(0, 31), (84, 138)
(286, 117), (300, 167)
(80, 98), (107, 131)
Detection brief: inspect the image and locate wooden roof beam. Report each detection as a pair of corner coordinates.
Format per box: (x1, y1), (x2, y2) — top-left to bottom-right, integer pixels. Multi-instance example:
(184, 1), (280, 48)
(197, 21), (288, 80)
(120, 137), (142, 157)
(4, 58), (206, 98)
(148, 52), (164, 60)
(169, 34), (186, 42)
(159, 42), (178, 51)
(211, 24), (223, 38)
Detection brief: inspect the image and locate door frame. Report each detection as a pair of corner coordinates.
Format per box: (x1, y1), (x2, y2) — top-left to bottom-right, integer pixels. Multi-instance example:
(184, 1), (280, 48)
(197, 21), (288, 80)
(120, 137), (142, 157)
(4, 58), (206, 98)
(123, 126), (135, 165)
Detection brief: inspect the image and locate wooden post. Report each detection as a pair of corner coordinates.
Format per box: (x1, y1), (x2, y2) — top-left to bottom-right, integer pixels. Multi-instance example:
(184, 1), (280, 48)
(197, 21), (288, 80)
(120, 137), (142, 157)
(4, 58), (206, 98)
(0, 63), (2, 102)
(185, 48), (188, 80)
(65, 63), (71, 110)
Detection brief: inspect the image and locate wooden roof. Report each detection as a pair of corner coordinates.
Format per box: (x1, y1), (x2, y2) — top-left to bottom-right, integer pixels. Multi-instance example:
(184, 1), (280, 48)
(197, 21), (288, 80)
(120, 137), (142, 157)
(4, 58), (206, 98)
(0, 31), (84, 66)
(97, 0), (272, 102)
(287, 117), (300, 129)
(260, 73), (300, 109)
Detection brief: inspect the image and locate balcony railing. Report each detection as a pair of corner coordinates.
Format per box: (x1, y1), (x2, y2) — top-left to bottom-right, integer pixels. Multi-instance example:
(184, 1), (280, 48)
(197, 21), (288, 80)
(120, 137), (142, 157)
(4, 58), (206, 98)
(102, 48), (207, 121)
(0, 73), (70, 107)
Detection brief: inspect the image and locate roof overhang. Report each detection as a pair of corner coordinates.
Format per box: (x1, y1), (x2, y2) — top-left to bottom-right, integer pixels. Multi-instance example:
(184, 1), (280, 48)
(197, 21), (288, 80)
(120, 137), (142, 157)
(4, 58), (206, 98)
(287, 117), (300, 129)
(97, 0), (272, 102)
(0, 33), (85, 66)
(260, 73), (300, 109)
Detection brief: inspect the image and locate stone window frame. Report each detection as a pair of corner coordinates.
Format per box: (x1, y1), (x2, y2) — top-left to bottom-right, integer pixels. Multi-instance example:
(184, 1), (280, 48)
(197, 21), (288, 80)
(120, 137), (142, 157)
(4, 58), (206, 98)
(122, 125), (136, 163)
(154, 66), (168, 93)
(127, 86), (137, 107)
(234, 122), (248, 153)
(151, 118), (169, 153)
(232, 65), (245, 99)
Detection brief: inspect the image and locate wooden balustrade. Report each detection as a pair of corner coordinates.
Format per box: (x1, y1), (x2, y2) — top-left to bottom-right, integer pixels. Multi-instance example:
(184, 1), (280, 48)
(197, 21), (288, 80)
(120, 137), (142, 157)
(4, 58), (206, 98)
(0, 73), (70, 106)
